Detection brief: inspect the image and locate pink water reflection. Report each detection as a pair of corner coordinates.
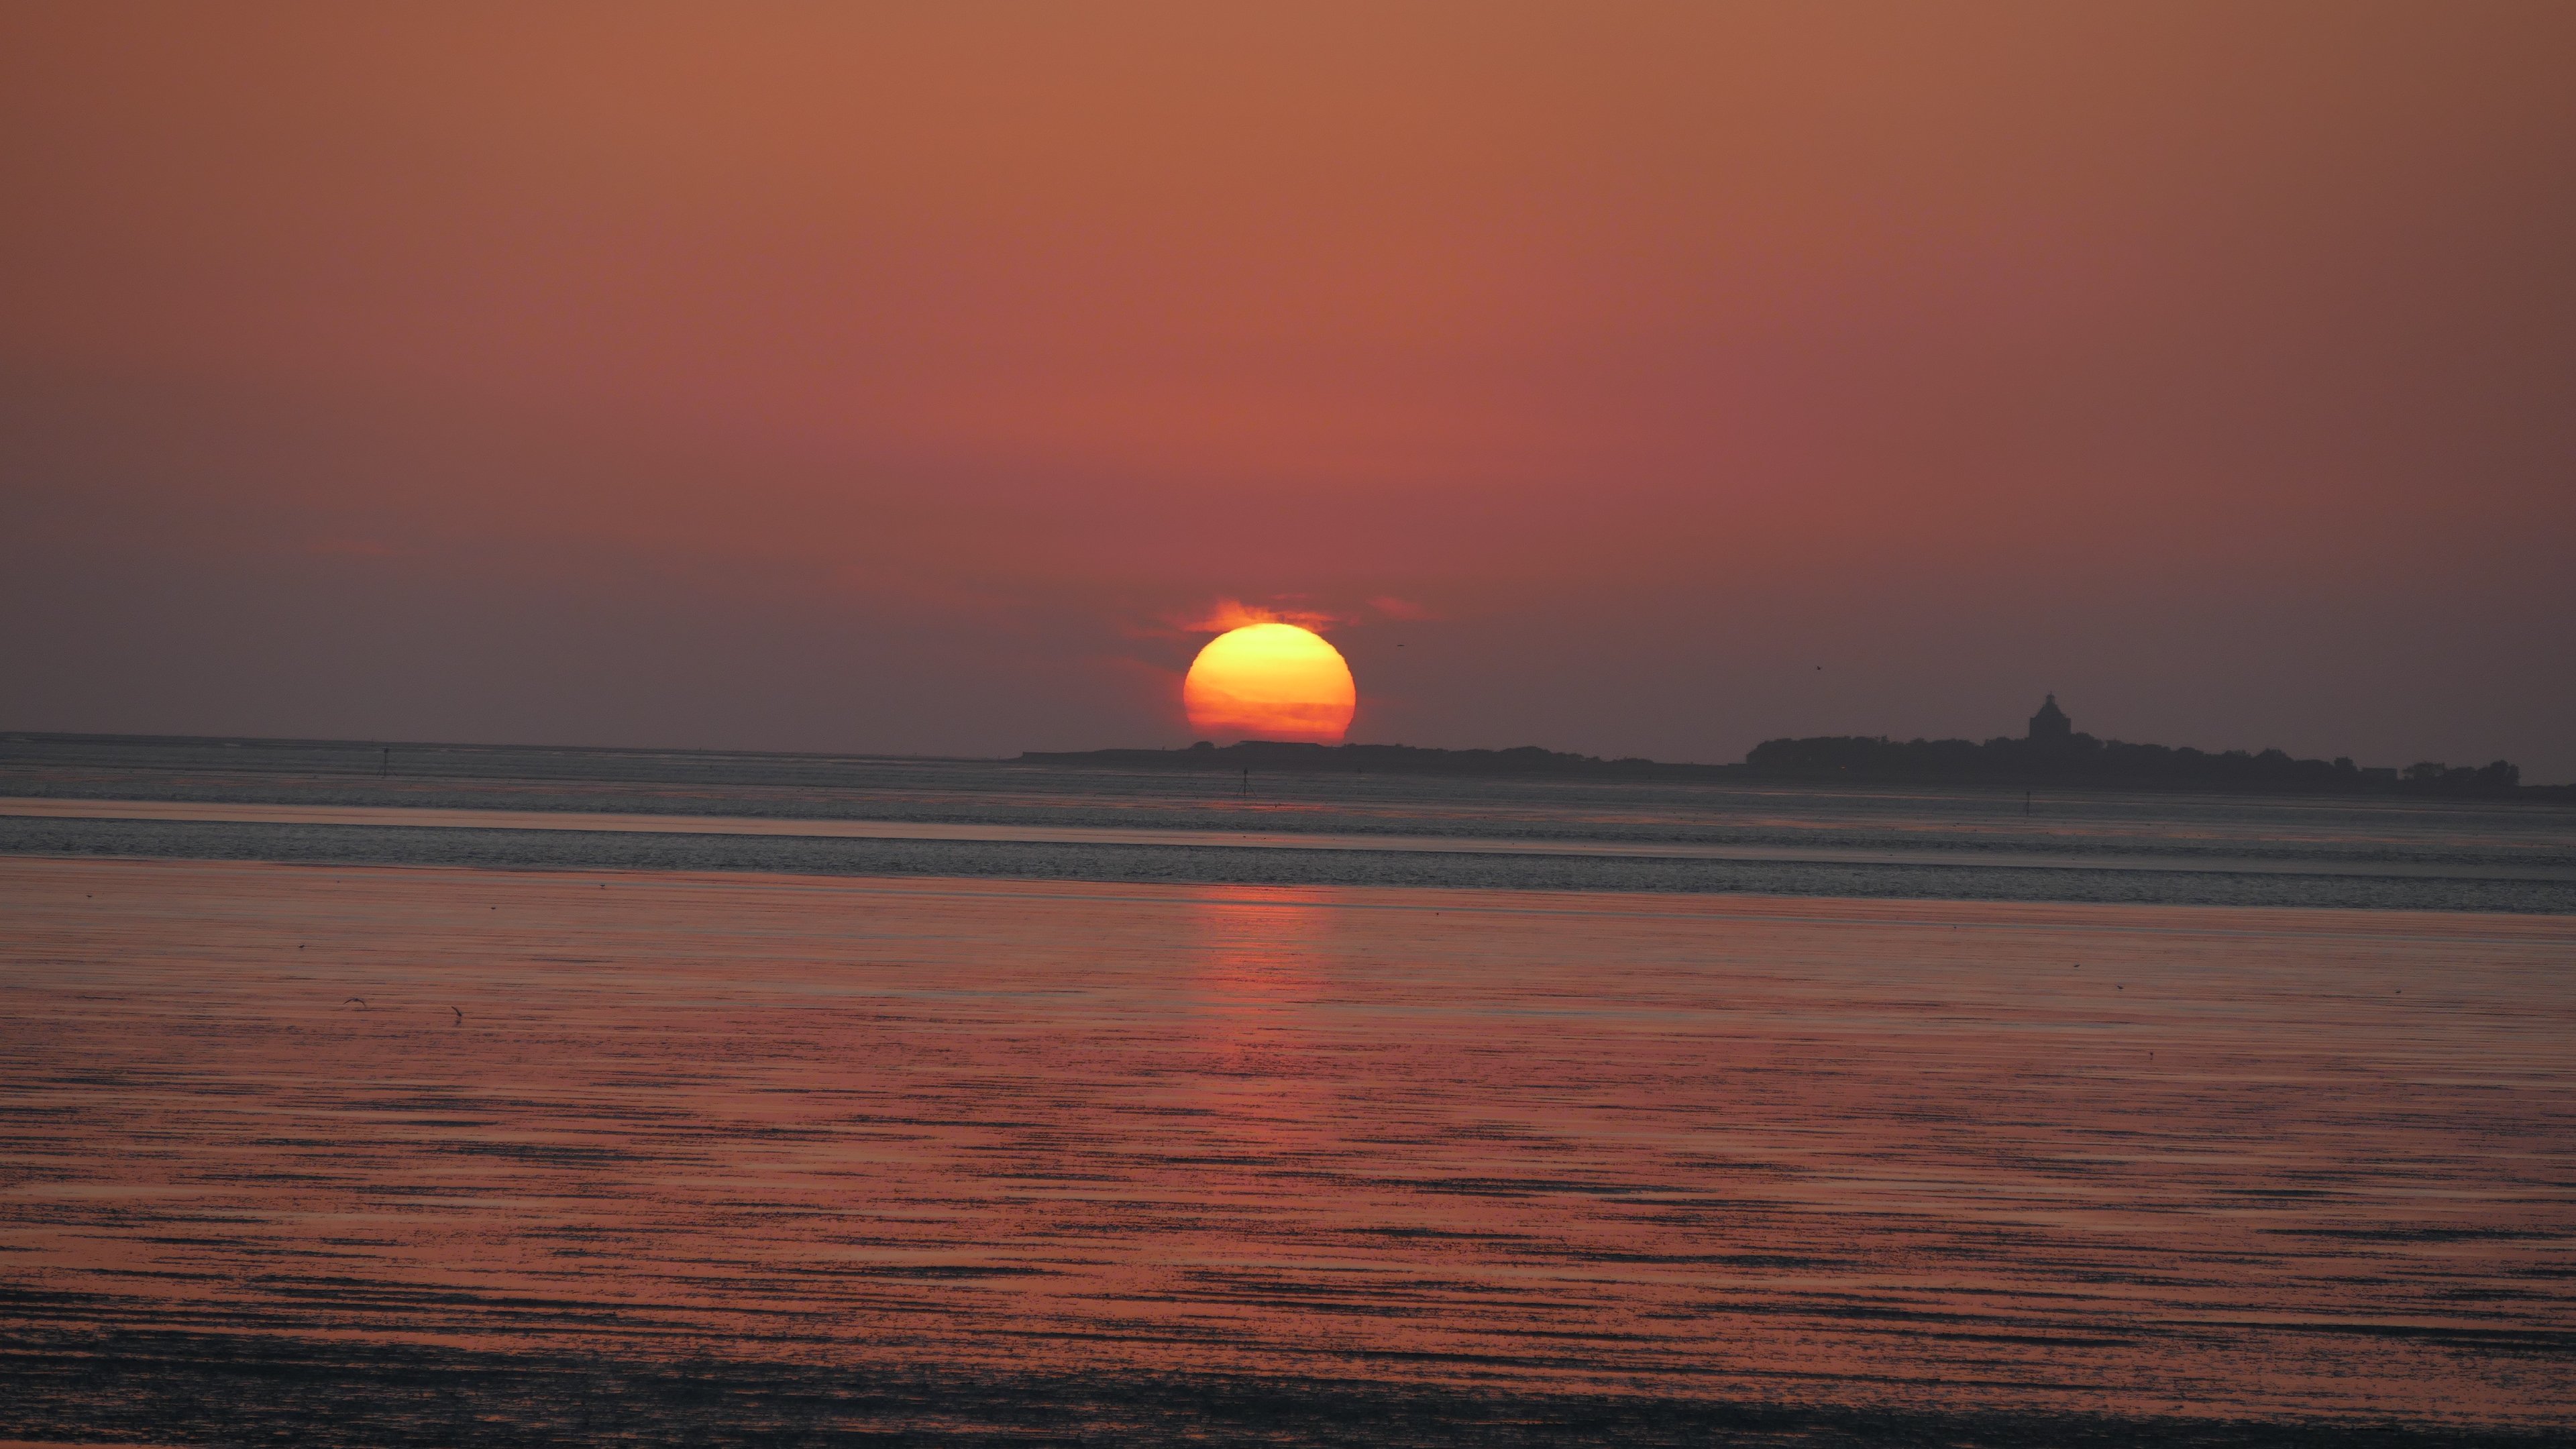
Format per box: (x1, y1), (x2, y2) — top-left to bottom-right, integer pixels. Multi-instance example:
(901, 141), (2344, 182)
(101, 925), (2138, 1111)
(2, 857), (2571, 1428)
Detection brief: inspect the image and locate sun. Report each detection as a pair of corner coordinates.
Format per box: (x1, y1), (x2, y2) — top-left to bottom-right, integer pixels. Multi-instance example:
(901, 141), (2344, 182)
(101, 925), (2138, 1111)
(1183, 623), (1356, 743)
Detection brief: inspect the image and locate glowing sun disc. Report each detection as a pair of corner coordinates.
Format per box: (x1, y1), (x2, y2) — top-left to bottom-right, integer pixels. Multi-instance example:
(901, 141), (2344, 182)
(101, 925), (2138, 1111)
(1183, 623), (1356, 743)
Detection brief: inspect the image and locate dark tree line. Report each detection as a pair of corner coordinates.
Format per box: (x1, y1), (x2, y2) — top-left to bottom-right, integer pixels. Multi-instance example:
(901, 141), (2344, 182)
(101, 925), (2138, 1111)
(1026, 737), (2549, 798)
(1743, 732), (2523, 795)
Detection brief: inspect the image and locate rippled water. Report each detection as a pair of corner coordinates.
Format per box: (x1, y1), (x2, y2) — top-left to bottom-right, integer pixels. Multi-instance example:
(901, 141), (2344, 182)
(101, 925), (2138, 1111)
(5, 857), (2573, 1442)
(3, 737), (2573, 1444)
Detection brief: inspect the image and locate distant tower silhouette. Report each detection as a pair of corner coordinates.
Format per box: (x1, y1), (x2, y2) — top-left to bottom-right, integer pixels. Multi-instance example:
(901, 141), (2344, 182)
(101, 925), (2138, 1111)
(2027, 694), (2072, 743)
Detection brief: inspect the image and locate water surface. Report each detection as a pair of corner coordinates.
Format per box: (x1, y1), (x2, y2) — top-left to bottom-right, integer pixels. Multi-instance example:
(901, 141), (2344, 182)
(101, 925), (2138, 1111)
(4, 857), (2570, 1442)
(5, 735), (2572, 912)
(6, 735), (2572, 1443)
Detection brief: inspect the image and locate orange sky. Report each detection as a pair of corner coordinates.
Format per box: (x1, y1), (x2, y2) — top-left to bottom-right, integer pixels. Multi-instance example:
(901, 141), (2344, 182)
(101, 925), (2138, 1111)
(5, 4), (2573, 775)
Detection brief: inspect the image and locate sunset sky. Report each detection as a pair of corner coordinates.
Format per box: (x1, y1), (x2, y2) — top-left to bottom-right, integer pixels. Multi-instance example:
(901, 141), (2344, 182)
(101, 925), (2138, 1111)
(5, 4), (2571, 776)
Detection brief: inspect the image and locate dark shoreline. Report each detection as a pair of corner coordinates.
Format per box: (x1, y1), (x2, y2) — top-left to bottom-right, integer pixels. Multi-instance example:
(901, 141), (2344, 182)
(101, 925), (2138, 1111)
(9, 816), (2573, 913)
(1023, 741), (2573, 801)
(3, 1326), (2560, 1448)
(6, 729), (2567, 798)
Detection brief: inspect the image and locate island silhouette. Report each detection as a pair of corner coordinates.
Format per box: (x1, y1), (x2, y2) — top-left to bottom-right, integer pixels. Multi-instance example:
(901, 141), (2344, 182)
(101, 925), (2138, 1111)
(1024, 696), (2551, 798)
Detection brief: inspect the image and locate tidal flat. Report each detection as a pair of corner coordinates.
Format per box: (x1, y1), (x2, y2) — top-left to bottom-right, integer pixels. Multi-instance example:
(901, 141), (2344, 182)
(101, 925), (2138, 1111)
(3, 855), (2570, 1444)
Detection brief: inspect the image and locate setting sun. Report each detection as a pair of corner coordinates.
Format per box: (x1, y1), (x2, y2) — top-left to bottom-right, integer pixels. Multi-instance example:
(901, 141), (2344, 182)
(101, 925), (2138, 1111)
(1183, 623), (1356, 743)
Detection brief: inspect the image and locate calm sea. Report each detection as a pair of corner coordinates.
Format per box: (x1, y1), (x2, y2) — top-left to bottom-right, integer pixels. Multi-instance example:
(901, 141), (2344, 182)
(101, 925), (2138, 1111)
(3, 735), (2571, 1444)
